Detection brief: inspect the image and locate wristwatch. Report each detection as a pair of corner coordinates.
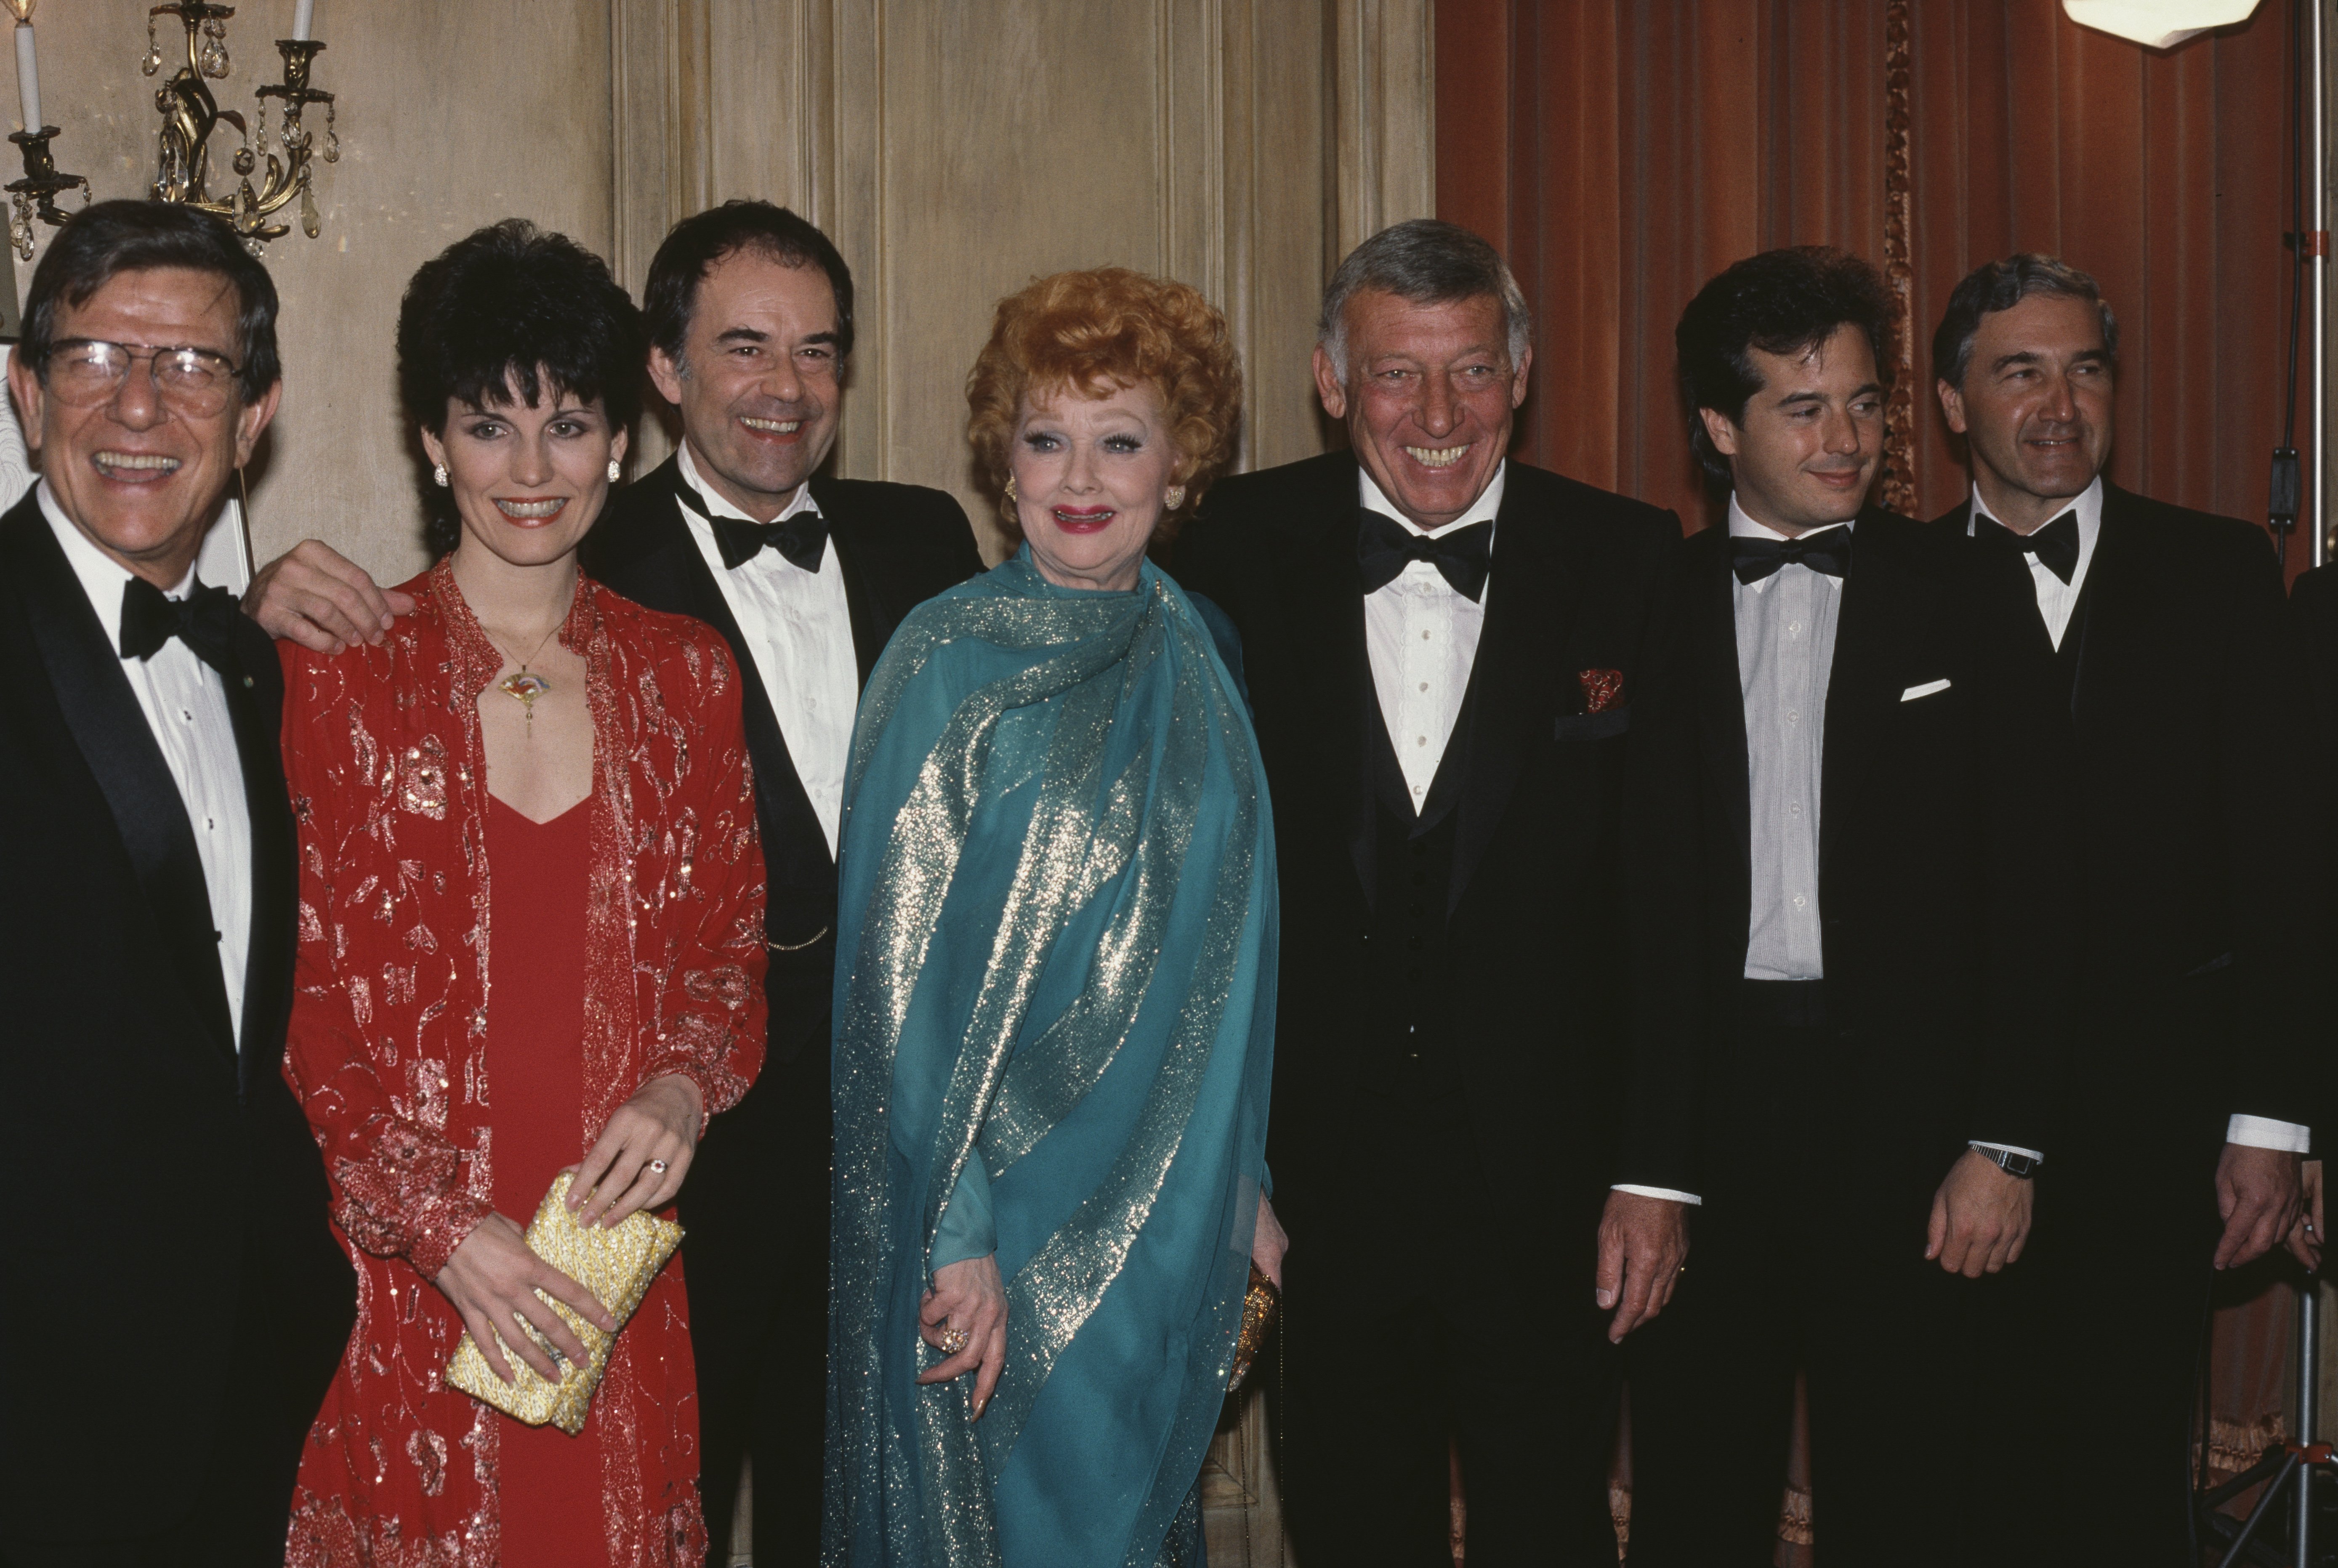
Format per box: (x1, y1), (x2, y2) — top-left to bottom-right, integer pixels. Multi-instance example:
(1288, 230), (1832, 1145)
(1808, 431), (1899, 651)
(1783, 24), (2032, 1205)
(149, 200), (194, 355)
(1969, 1143), (2040, 1180)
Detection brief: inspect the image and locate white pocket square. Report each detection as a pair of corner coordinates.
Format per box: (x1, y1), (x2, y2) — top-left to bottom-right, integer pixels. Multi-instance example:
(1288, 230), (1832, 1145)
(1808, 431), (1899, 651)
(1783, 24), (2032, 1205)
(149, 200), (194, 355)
(1900, 678), (1952, 702)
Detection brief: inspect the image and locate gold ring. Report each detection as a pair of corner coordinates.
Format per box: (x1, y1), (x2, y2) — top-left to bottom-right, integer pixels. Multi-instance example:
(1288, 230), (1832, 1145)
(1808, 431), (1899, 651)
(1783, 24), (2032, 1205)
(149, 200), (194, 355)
(938, 1326), (971, 1355)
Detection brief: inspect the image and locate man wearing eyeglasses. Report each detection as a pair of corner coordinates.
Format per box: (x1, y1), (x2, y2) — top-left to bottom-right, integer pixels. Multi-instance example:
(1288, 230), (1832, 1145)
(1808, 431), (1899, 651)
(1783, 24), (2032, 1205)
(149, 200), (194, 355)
(0, 200), (354, 1567)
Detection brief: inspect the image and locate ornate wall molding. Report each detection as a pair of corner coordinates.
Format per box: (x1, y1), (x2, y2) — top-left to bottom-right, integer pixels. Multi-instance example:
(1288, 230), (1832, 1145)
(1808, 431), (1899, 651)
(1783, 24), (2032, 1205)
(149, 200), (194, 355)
(1880, 0), (1917, 517)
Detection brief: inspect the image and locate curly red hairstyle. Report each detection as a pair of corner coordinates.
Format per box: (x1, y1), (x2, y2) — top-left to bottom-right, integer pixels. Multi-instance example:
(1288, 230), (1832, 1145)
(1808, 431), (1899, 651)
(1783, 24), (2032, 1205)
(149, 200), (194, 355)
(966, 267), (1241, 542)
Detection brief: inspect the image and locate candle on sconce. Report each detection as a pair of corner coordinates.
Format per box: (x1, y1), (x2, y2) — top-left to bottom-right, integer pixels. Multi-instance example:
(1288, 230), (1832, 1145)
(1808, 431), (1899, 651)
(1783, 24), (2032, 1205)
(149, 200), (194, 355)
(5, 0), (37, 136)
(291, 0), (316, 42)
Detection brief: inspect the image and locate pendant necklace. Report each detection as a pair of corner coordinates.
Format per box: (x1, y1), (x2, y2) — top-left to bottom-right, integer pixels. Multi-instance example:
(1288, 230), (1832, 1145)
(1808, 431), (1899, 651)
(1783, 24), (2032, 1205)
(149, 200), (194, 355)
(484, 619), (561, 736)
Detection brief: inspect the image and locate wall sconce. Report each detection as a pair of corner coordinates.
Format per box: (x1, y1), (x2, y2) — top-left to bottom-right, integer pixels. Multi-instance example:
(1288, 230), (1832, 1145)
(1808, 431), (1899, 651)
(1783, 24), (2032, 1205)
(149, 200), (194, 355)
(5, 1), (89, 259)
(144, 1), (337, 252)
(3, 1), (338, 260)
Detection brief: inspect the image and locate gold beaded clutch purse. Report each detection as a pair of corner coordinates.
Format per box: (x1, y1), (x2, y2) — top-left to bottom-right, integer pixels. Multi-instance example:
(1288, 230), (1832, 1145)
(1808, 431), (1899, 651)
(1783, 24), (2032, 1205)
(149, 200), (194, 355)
(1226, 1264), (1280, 1395)
(443, 1172), (683, 1435)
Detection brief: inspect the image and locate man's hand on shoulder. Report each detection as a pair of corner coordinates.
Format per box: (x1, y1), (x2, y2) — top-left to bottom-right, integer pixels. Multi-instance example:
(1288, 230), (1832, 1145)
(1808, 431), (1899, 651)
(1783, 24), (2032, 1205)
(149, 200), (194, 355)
(1596, 1190), (1690, 1343)
(2216, 1142), (2303, 1271)
(1926, 1148), (2033, 1278)
(244, 539), (414, 653)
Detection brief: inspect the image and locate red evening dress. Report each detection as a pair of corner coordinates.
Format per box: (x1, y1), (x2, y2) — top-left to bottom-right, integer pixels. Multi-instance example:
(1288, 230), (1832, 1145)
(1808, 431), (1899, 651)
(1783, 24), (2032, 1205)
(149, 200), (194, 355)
(280, 561), (766, 1568)
(488, 793), (688, 1568)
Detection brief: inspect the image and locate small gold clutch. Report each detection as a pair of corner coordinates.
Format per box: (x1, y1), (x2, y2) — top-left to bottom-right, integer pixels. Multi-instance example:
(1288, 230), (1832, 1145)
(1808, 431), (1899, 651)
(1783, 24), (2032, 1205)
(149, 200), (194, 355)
(443, 1172), (683, 1435)
(1227, 1263), (1280, 1395)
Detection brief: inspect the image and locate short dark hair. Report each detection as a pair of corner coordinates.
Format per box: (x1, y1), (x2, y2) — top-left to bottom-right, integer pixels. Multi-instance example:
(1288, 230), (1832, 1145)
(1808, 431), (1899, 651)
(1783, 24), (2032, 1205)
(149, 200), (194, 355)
(1675, 246), (1896, 489)
(1931, 253), (2119, 391)
(21, 199), (279, 401)
(1317, 218), (1531, 380)
(396, 219), (644, 555)
(641, 200), (855, 366)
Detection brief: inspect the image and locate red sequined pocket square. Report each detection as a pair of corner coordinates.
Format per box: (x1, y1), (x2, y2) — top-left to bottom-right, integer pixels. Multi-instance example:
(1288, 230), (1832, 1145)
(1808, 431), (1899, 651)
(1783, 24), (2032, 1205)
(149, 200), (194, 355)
(1577, 668), (1625, 715)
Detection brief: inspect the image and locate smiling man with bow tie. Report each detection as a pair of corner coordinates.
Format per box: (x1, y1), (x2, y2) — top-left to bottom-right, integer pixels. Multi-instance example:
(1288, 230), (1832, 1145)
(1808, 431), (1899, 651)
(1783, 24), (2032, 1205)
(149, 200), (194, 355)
(1173, 219), (1684, 1565)
(1623, 247), (2075, 1565)
(1930, 254), (2321, 1563)
(0, 201), (354, 1567)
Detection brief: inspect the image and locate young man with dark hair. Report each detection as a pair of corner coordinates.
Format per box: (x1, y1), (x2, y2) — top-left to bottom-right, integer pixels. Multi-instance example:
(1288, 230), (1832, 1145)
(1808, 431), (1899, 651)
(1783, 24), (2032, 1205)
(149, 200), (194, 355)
(1931, 253), (2317, 1562)
(0, 200), (354, 1565)
(247, 199), (983, 1568)
(1624, 246), (2073, 1565)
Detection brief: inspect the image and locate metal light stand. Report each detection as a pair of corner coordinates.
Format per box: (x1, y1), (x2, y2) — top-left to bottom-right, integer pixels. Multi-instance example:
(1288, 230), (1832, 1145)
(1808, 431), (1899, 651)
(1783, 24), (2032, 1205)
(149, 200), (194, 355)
(2314, 0), (2330, 570)
(2197, 1274), (2333, 1568)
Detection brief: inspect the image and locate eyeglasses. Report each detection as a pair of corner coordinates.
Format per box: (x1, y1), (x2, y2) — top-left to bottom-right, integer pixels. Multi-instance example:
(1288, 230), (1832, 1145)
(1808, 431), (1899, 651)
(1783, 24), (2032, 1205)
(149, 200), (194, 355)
(39, 338), (243, 417)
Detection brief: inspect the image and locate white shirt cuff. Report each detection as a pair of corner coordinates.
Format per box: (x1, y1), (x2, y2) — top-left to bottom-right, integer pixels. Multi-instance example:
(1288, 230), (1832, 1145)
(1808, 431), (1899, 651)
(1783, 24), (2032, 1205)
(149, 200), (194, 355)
(1969, 1142), (2044, 1164)
(1612, 1183), (1702, 1207)
(2228, 1114), (2313, 1153)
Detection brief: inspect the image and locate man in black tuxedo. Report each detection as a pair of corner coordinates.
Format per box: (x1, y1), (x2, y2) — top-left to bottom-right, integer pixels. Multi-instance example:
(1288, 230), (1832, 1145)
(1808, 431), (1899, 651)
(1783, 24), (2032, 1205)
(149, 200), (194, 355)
(1622, 246), (2074, 1566)
(248, 202), (982, 1566)
(1173, 218), (1687, 1565)
(0, 202), (353, 1566)
(2287, 564), (2338, 1270)
(1927, 254), (2314, 1562)
(587, 202), (981, 1567)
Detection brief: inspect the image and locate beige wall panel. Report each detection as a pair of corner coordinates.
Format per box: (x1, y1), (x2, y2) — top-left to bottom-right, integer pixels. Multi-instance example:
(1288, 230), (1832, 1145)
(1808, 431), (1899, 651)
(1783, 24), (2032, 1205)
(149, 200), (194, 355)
(1328, 0), (1434, 260)
(18, 1), (612, 590)
(873, 1), (1191, 550)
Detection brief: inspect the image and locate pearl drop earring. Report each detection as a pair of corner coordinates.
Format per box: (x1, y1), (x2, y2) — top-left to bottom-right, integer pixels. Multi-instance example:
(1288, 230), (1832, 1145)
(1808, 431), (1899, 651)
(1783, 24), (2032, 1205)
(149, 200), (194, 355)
(608, 459), (622, 483)
(433, 463), (448, 488)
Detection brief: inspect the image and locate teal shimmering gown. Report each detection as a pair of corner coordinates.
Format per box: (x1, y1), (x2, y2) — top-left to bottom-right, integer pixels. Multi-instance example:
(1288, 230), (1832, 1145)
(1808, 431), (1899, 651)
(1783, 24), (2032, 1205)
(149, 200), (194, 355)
(826, 550), (1277, 1568)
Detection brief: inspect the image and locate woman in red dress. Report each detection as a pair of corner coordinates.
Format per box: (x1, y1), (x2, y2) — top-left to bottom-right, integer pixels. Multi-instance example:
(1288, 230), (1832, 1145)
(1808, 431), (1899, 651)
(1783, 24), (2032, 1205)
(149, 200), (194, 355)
(279, 221), (766, 1568)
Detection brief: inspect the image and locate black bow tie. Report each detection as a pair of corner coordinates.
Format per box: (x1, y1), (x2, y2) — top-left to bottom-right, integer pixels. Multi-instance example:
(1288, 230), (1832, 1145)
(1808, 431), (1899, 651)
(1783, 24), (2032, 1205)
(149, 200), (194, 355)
(119, 576), (241, 674)
(675, 477), (830, 572)
(1729, 526), (1854, 585)
(1357, 510), (1492, 601)
(1980, 510), (2080, 585)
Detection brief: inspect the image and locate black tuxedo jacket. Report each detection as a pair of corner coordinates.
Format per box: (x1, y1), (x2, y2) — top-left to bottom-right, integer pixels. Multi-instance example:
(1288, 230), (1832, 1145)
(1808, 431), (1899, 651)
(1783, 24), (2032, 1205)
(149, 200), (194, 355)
(0, 491), (352, 1540)
(1928, 486), (2319, 1145)
(581, 454), (985, 1068)
(1629, 509), (2075, 1236)
(2292, 564), (2338, 1140)
(1173, 451), (1681, 1272)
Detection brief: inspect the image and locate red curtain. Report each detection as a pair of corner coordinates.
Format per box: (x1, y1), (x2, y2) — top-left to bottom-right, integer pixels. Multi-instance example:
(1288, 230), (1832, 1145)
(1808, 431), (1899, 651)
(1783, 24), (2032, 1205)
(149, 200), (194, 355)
(1433, 6), (2305, 1560)
(1438, 0), (2306, 580)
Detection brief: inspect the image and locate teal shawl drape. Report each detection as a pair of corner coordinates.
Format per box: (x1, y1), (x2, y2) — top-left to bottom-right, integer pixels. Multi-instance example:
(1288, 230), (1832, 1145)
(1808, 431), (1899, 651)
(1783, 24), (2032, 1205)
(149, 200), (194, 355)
(825, 551), (1277, 1568)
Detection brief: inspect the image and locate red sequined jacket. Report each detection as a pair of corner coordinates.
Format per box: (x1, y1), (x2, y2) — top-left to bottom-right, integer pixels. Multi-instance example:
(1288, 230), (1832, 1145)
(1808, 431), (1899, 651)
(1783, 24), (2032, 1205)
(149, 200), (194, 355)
(279, 560), (766, 1566)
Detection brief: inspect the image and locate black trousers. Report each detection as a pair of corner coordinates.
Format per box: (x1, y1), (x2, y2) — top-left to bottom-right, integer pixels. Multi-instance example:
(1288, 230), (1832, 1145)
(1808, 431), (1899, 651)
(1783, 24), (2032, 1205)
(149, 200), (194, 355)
(1274, 1235), (1622, 1566)
(1980, 1122), (2224, 1566)
(1627, 981), (1989, 1568)
(4, 1222), (348, 1568)
(685, 1048), (831, 1568)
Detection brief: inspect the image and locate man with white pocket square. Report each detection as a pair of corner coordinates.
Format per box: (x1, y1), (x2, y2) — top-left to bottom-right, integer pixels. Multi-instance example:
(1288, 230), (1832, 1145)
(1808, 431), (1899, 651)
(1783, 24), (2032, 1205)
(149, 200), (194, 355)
(1928, 254), (2320, 1563)
(1622, 247), (2076, 1565)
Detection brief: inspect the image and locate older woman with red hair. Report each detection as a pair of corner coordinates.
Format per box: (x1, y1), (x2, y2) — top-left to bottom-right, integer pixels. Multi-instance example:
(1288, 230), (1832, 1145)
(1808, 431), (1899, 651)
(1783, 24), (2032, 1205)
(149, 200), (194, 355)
(826, 268), (1284, 1566)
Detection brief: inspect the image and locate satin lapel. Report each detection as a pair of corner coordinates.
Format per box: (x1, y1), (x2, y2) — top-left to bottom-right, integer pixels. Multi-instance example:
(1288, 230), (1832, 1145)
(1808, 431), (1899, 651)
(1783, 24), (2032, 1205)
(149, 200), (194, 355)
(1283, 463), (1378, 906)
(224, 615), (295, 1092)
(1817, 513), (1913, 874)
(2065, 486), (2141, 727)
(811, 481), (890, 689)
(627, 475), (829, 870)
(1450, 483), (1579, 917)
(2, 500), (236, 1063)
(1691, 532), (1752, 864)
